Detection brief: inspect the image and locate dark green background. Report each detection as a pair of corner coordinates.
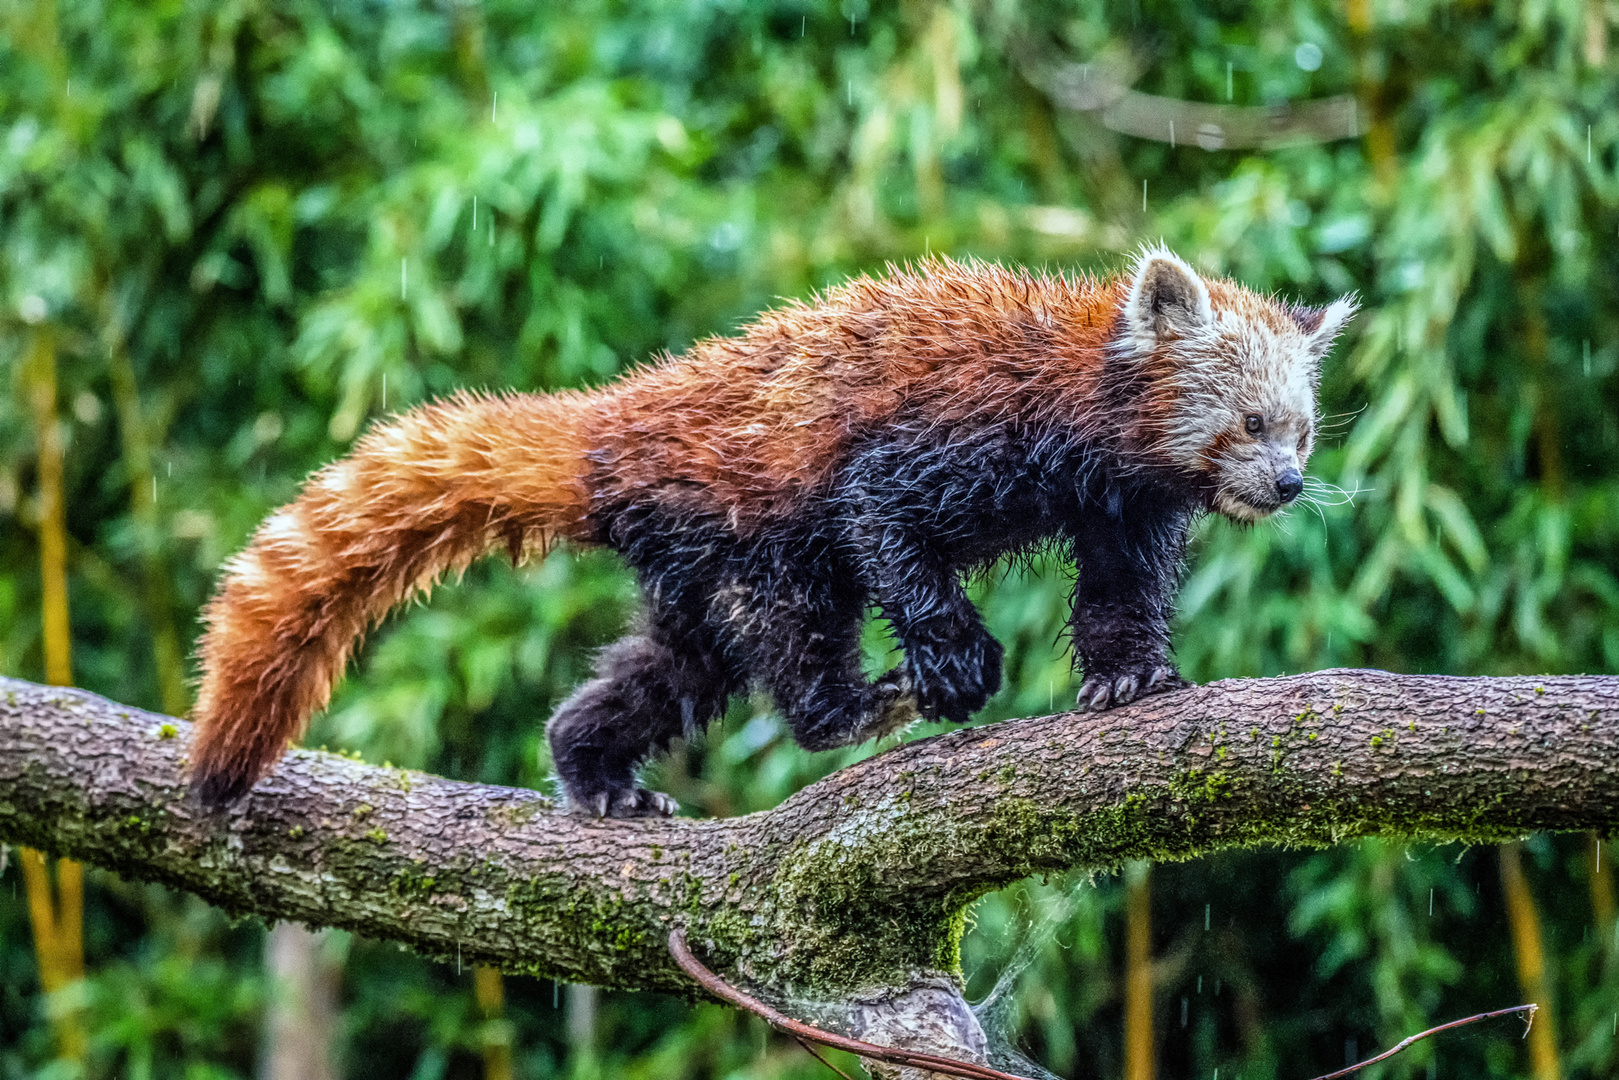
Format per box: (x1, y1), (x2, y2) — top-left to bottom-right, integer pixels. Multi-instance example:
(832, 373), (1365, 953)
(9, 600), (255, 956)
(2, 0), (1616, 1077)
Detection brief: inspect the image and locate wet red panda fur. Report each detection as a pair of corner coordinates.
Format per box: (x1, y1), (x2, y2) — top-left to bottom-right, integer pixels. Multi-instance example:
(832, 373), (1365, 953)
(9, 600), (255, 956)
(193, 249), (1355, 816)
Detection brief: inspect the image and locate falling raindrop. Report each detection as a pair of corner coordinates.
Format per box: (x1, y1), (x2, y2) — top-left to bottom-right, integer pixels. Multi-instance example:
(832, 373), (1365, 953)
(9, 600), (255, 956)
(1226, 62), (1233, 101)
(1181, 997), (1189, 1027)
(1589, 125), (1593, 164)
(554, 980), (560, 1008)
(1295, 43), (1323, 72)
(492, 91), (498, 123)
(1197, 975), (1202, 993)
(1143, 179), (1148, 213)
(472, 196), (477, 230)
(1429, 888), (1433, 916)
(457, 942), (462, 975)
(401, 258), (408, 301)
(802, 16), (806, 36)
(382, 373), (387, 411)
(1205, 903), (1210, 931)
(1585, 340), (1592, 376)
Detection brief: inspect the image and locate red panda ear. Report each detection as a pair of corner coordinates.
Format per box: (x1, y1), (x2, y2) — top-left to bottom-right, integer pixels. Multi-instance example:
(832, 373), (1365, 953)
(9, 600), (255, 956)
(1304, 294), (1359, 359)
(1122, 249), (1212, 351)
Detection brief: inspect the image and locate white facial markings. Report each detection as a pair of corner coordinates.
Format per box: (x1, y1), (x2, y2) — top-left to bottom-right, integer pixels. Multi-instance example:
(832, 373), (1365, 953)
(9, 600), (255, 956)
(1113, 248), (1355, 522)
(1160, 309), (1326, 519)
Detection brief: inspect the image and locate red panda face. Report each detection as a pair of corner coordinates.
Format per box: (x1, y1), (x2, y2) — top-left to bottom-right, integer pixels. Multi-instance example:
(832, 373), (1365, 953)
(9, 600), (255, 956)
(1118, 247), (1356, 522)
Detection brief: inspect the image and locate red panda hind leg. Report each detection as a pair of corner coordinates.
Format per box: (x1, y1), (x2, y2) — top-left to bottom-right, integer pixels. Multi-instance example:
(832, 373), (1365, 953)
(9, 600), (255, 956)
(545, 618), (738, 817)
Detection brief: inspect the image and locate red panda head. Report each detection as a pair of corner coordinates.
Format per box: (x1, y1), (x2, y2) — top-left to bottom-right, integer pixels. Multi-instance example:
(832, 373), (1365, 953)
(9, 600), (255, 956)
(1118, 246), (1357, 522)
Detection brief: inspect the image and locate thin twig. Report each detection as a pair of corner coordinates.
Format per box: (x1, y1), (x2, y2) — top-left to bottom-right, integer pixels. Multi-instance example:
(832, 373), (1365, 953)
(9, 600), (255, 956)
(1304, 1004), (1538, 1080)
(795, 1035), (860, 1080)
(669, 928), (1034, 1080)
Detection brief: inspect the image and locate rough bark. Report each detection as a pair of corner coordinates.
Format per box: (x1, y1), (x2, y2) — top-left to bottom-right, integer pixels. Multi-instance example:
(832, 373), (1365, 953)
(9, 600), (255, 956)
(2, 670), (1617, 1014)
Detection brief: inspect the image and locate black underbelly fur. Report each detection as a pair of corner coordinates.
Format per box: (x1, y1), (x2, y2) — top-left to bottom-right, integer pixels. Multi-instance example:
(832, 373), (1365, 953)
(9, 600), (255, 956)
(554, 420), (1195, 817)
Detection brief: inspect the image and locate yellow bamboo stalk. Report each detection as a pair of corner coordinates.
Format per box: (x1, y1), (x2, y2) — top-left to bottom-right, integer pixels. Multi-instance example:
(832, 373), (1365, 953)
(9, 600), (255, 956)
(1124, 860), (1154, 1080)
(474, 966), (513, 1080)
(28, 326), (71, 689)
(1500, 842), (1561, 1080)
(1591, 833), (1615, 961)
(1586, 0), (1609, 66)
(22, 323), (87, 1063)
(1345, 0), (1398, 187)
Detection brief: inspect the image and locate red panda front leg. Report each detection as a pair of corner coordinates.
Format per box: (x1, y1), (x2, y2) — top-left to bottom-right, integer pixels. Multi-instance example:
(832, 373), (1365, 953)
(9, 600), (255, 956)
(1067, 504), (1194, 712)
(854, 537), (1004, 726)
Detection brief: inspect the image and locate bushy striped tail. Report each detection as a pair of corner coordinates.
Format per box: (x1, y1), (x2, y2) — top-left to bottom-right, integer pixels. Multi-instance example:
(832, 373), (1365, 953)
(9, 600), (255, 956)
(192, 390), (594, 806)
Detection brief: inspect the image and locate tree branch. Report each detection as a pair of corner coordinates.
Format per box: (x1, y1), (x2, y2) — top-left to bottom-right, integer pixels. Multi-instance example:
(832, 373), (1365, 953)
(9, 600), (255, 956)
(1, 670), (1616, 1010)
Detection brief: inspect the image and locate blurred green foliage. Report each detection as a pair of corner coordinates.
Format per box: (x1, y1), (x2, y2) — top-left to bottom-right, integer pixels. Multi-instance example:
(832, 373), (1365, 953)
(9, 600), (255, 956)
(2, 0), (1617, 1077)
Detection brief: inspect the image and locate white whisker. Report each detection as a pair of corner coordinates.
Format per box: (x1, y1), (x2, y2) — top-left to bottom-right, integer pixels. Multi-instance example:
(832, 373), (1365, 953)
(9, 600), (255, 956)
(1316, 404), (1367, 430)
(1299, 493), (1331, 529)
(1300, 477), (1372, 507)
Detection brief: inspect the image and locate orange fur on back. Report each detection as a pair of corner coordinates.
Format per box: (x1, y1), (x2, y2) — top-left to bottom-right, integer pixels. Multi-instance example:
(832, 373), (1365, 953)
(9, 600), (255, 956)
(585, 259), (1125, 530)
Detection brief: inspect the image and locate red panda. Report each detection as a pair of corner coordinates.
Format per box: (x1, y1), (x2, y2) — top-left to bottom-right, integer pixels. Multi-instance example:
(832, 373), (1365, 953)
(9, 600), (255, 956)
(192, 249), (1355, 817)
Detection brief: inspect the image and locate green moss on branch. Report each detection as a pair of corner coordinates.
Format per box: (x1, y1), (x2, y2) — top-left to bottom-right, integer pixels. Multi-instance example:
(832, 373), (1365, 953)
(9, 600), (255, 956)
(0, 671), (1616, 1005)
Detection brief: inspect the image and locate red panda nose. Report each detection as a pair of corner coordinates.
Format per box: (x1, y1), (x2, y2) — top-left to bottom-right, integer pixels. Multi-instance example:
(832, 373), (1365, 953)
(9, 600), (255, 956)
(1276, 469), (1303, 503)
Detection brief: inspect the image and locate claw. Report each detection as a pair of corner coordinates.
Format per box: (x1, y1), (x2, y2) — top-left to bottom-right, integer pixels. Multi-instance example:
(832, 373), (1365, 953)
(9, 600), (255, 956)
(568, 787), (678, 818)
(643, 791), (680, 817)
(608, 787), (680, 818)
(1074, 677), (1111, 713)
(1075, 664), (1191, 713)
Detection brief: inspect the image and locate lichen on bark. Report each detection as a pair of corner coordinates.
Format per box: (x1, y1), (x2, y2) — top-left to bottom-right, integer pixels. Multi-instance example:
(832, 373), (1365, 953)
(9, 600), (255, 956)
(1, 670), (1616, 1013)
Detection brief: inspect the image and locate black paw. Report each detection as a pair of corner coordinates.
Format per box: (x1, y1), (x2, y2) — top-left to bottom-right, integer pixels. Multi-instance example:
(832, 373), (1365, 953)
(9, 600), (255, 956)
(1073, 663), (1190, 713)
(903, 623), (1004, 725)
(570, 786), (679, 819)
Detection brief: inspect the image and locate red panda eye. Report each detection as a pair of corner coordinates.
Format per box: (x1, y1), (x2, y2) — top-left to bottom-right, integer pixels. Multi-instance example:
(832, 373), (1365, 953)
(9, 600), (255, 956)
(1244, 414), (1264, 436)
